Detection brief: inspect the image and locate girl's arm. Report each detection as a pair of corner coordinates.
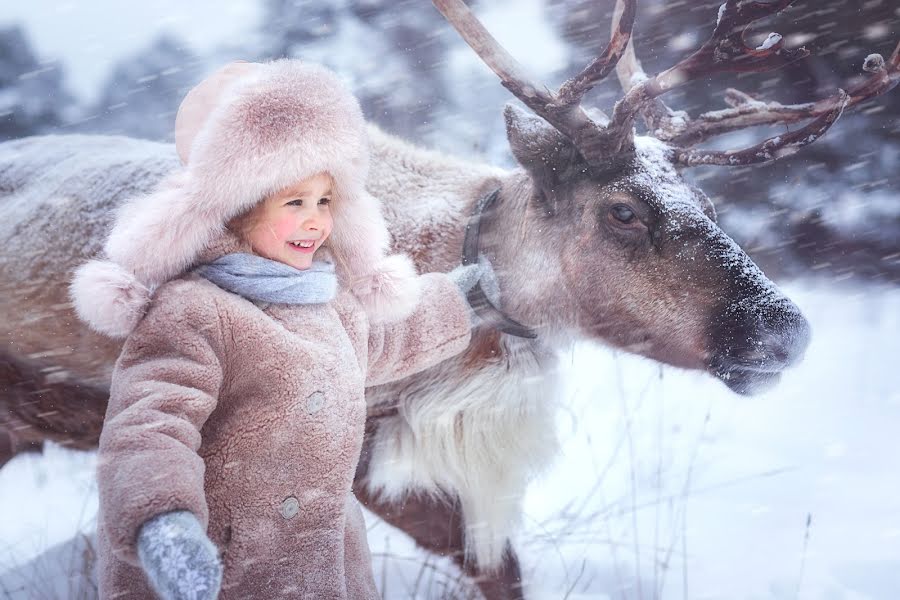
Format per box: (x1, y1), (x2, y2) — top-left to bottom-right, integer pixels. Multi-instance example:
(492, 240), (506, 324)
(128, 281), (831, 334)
(365, 271), (473, 388)
(98, 280), (227, 565)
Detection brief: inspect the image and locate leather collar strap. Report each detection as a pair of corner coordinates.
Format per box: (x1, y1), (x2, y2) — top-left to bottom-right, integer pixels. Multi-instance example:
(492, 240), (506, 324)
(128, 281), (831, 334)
(461, 188), (538, 339)
(366, 189), (539, 422)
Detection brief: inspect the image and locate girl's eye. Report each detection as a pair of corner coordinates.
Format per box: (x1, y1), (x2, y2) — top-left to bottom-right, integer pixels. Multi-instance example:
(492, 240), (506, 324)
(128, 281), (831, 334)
(319, 197), (331, 206)
(286, 199), (302, 207)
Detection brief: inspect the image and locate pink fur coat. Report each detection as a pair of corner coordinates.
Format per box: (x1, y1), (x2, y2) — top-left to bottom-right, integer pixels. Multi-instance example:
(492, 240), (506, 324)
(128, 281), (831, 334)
(94, 231), (472, 598)
(68, 59), (474, 597)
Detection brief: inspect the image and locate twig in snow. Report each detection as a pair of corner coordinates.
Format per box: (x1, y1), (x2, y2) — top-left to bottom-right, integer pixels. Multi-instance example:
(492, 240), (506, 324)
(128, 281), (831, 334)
(795, 513), (813, 599)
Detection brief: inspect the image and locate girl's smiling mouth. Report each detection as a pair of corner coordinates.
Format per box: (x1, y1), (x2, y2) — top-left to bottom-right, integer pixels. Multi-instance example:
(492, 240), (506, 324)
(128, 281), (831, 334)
(288, 240), (317, 253)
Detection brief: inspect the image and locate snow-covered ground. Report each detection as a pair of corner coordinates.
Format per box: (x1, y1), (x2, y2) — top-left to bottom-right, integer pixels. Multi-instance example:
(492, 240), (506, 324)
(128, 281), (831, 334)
(2, 281), (898, 599)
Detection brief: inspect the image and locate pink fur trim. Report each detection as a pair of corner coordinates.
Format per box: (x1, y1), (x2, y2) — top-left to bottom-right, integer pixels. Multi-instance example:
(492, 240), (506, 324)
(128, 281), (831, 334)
(175, 61), (259, 165)
(104, 170), (211, 288)
(328, 191), (390, 284)
(353, 254), (423, 324)
(70, 260), (151, 338)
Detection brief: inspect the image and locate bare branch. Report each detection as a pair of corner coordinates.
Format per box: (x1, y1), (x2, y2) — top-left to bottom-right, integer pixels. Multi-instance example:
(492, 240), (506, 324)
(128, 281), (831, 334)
(676, 0), (807, 79)
(723, 88), (758, 107)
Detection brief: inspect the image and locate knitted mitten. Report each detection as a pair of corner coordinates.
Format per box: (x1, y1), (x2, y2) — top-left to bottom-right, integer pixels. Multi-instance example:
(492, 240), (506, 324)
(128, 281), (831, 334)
(447, 263), (482, 296)
(137, 510), (223, 600)
(447, 256), (501, 322)
(476, 256), (501, 307)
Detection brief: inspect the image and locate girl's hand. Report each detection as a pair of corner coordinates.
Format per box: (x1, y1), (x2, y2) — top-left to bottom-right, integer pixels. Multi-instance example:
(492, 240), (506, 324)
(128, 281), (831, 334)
(137, 510), (223, 600)
(448, 256), (500, 305)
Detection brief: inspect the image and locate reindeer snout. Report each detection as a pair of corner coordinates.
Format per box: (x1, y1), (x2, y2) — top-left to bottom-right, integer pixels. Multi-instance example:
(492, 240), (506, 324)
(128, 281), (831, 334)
(773, 303), (810, 366)
(710, 292), (812, 395)
(737, 298), (811, 369)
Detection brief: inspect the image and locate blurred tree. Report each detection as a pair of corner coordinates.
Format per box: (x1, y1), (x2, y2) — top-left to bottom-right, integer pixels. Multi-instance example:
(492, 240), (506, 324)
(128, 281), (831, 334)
(0, 25), (74, 141)
(83, 34), (205, 141)
(259, 0), (453, 141)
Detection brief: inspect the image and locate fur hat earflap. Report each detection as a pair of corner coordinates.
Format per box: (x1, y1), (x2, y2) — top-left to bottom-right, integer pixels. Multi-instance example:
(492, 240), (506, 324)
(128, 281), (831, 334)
(71, 59), (422, 336)
(70, 169), (194, 337)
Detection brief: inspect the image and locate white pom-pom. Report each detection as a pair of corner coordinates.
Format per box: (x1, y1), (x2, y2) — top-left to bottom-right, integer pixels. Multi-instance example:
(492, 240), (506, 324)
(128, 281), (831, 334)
(352, 254), (423, 325)
(69, 260), (151, 338)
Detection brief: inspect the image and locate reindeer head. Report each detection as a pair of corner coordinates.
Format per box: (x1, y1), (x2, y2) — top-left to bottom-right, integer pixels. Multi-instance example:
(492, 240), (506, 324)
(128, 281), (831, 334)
(437, 0), (899, 394)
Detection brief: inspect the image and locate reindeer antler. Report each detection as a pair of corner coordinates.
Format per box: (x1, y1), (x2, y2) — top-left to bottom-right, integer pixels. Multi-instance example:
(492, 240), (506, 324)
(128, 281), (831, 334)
(438, 0), (899, 170)
(432, 0), (638, 169)
(609, 0), (809, 151)
(612, 0), (900, 167)
(674, 90), (849, 166)
(665, 42), (900, 148)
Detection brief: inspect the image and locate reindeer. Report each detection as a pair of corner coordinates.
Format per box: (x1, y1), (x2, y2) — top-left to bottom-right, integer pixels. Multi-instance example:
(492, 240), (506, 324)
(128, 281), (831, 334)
(0, 0), (897, 597)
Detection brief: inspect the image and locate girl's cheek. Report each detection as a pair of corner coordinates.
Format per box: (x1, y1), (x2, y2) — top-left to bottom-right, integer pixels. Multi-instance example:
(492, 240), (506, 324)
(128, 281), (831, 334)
(270, 216), (298, 240)
(321, 217), (335, 242)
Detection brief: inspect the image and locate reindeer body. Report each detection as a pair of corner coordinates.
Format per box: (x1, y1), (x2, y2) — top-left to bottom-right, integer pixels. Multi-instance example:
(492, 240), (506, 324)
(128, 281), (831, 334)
(363, 128), (566, 563)
(0, 135), (176, 386)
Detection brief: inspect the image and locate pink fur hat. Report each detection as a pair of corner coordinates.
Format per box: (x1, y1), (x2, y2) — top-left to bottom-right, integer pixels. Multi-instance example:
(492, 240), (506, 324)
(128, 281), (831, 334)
(71, 59), (421, 338)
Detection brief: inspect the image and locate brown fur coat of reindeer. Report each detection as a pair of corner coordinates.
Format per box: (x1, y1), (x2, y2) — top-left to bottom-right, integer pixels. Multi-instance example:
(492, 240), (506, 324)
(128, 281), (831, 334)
(0, 0), (897, 598)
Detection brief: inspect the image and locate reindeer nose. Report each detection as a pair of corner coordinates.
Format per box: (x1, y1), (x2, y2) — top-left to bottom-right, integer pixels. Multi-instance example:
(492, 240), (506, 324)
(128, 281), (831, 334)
(761, 306), (810, 367)
(731, 295), (811, 369)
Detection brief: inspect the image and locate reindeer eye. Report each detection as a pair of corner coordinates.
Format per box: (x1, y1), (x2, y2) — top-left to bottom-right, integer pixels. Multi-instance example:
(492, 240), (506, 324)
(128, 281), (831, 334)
(610, 204), (636, 224)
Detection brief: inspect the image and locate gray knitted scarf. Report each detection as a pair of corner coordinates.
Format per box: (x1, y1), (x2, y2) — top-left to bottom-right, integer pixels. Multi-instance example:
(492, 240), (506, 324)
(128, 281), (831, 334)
(194, 253), (337, 304)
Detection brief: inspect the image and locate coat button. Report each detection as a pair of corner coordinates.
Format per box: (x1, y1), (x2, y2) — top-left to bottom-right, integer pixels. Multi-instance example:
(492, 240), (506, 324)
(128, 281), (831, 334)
(280, 496), (300, 520)
(306, 391), (325, 414)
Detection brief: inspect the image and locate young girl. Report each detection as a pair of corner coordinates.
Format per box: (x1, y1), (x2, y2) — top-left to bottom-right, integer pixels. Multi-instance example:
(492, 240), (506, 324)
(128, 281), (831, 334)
(71, 60), (483, 599)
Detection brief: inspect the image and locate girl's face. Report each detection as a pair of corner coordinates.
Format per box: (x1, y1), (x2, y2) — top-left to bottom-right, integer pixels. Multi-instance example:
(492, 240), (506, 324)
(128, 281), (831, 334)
(243, 172), (334, 271)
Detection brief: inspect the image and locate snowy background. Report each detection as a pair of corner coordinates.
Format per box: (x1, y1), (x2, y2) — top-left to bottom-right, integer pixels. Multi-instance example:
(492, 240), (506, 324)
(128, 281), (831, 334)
(1, 1), (898, 598)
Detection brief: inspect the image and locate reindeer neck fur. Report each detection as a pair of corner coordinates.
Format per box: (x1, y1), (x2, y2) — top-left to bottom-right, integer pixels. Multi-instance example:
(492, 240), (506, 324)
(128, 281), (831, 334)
(362, 128), (575, 566)
(366, 125), (577, 358)
(480, 171), (581, 350)
(366, 125), (499, 271)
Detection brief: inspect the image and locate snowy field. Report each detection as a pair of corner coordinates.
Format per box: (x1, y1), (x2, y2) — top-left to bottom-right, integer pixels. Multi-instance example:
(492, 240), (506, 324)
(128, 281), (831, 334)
(2, 281), (898, 599)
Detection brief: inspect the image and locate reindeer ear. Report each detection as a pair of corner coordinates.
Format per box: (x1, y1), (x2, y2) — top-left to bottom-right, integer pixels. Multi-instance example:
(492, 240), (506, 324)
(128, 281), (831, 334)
(504, 104), (584, 210)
